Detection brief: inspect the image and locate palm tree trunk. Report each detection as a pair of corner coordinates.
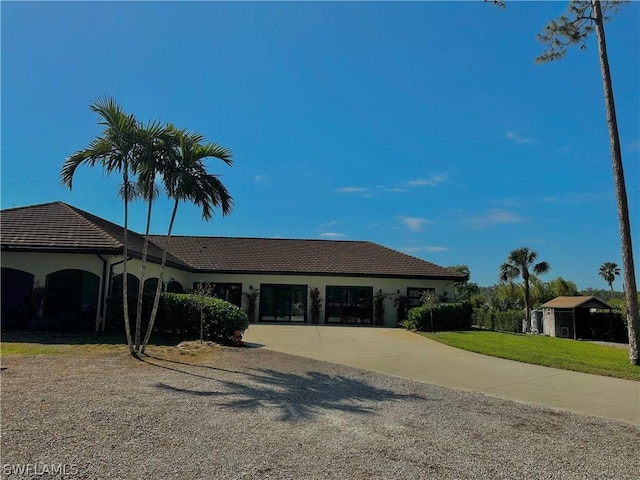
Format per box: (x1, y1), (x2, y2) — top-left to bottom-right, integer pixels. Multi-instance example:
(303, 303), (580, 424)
(134, 198), (153, 351)
(122, 172), (135, 356)
(140, 200), (179, 354)
(523, 276), (531, 333)
(593, 0), (639, 365)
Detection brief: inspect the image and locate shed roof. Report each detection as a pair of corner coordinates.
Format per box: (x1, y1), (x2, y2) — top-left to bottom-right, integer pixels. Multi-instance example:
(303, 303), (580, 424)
(541, 296), (612, 310)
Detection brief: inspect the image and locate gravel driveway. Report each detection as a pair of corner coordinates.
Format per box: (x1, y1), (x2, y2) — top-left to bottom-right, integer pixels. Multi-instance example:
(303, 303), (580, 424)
(1, 345), (638, 480)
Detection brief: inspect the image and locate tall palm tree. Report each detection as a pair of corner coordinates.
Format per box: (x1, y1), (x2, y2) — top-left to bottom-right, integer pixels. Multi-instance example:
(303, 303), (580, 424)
(140, 127), (233, 353)
(132, 121), (171, 351)
(599, 262), (620, 294)
(499, 247), (550, 332)
(61, 96), (142, 355)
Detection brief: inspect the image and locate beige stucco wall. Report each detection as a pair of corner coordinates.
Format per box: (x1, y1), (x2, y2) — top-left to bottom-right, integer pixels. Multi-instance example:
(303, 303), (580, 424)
(110, 259), (190, 292)
(2, 251), (106, 284)
(186, 272), (455, 326)
(2, 251), (458, 327)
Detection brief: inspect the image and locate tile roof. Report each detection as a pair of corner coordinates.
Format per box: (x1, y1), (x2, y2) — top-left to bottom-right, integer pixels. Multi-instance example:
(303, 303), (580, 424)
(541, 296), (612, 309)
(150, 235), (468, 280)
(2, 202), (467, 280)
(1, 202), (188, 268)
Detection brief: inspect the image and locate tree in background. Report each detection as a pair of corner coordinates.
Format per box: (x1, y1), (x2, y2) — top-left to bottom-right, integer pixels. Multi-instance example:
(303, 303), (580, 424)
(599, 262), (621, 293)
(447, 265), (479, 301)
(548, 277), (579, 298)
(61, 96), (142, 356)
(499, 247), (550, 332)
(536, 0), (638, 365)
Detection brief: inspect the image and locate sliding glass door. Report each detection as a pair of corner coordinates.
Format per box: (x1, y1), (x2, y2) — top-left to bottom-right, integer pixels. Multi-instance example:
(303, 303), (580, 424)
(259, 285), (307, 322)
(325, 286), (373, 324)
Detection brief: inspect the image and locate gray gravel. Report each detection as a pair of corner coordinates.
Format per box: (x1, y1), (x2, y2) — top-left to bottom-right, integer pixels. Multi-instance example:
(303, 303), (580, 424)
(1, 346), (639, 480)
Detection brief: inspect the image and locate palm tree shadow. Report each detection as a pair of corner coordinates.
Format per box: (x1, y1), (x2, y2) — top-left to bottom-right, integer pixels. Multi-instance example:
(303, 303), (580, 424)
(150, 359), (431, 422)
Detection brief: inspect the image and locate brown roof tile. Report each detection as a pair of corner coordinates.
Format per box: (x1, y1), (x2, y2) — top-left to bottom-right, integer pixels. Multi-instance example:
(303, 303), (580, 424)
(2, 202), (466, 280)
(150, 235), (468, 280)
(1, 202), (188, 268)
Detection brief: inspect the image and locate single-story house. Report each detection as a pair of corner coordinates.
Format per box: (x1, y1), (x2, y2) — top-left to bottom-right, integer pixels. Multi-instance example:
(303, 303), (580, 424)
(1, 201), (468, 331)
(541, 296), (613, 339)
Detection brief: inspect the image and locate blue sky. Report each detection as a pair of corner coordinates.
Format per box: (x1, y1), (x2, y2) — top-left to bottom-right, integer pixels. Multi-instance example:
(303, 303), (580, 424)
(2, 1), (638, 290)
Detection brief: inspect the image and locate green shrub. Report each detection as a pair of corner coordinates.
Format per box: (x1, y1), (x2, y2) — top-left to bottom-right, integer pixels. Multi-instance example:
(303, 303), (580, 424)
(106, 293), (248, 341)
(406, 302), (473, 331)
(473, 308), (522, 333)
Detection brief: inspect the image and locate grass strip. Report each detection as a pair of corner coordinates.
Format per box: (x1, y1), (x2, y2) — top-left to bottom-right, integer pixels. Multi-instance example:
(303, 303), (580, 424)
(421, 329), (639, 381)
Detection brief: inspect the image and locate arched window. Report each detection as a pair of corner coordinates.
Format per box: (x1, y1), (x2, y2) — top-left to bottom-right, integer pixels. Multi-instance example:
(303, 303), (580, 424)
(143, 278), (160, 295)
(111, 273), (140, 297)
(44, 269), (99, 331)
(167, 280), (183, 293)
(1, 267), (35, 329)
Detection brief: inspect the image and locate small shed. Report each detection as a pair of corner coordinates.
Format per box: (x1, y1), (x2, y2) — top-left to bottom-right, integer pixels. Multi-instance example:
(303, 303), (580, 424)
(541, 296), (612, 339)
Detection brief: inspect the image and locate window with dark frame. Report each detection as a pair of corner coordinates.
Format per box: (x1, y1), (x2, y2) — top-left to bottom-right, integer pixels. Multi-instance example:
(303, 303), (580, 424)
(192, 282), (242, 307)
(407, 287), (435, 309)
(325, 286), (373, 324)
(259, 284), (307, 322)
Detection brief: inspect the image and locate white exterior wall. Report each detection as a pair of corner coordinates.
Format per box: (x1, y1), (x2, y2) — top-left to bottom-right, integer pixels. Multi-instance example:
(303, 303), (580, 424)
(543, 307), (556, 337)
(110, 258), (190, 292)
(1, 251), (106, 284)
(2, 251), (458, 327)
(187, 272), (455, 326)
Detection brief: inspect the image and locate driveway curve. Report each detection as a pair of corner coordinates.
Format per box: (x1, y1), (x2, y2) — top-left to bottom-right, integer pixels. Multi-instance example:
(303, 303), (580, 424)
(243, 325), (639, 424)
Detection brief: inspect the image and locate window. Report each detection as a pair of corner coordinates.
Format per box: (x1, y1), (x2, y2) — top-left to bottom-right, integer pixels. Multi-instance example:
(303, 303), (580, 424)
(407, 287), (435, 309)
(44, 269), (100, 332)
(259, 285), (307, 322)
(192, 282), (242, 307)
(111, 273), (140, 297)
(325, 286), (373, 324)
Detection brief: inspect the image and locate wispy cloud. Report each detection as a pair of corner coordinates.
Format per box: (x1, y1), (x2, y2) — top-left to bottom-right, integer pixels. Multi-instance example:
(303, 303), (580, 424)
(627, 139), (640, 153)
(376, 186), (407, 193)
(406, 172), (449, 187)
(491, 197), (524, 208)
(505, 131), (536, 145)
(558, 144), (572, 154)
(254, 174), (270, 186)
(398, 216), (431, 231)
(320, 219), (348, 228)
(336, 186), (368, 194)
(538, 196), (559, 203)
(319, 232), (345, 238)
(468, 209), (528, 229)
(404, 246), (449, 253)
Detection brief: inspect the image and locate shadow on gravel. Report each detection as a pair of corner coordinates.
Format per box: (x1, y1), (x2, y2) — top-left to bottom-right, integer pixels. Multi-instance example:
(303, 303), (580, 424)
(145, 356), (429, 422)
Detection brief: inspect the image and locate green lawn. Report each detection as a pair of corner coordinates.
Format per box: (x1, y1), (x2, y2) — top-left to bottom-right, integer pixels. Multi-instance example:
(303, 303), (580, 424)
(0, 332), (177, 357)
(421, 329), (640, 381)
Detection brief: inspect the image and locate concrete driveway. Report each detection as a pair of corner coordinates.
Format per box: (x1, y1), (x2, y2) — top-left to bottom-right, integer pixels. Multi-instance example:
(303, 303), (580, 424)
(243, 324), (640, 424)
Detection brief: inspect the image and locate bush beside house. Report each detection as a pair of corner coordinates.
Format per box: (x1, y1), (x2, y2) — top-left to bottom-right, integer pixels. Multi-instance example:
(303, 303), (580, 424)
(473, 308), (522, 333)
(107, 293), (249, 342)
(404, 302), (473, 331)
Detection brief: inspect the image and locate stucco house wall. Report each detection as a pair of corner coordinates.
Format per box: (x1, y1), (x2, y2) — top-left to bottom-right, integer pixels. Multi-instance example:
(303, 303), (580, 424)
(188, 272), (452, 325)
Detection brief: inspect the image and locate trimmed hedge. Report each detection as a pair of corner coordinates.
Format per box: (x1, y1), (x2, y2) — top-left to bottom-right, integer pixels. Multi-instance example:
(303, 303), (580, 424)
(405, 302), (473, 331)
(106, 293), (249, 341)
(473, 308), (522, 333)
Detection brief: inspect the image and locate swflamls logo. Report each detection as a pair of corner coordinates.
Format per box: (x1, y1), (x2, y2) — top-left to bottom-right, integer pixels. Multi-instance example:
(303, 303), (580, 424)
(2, 463), (79, 476)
